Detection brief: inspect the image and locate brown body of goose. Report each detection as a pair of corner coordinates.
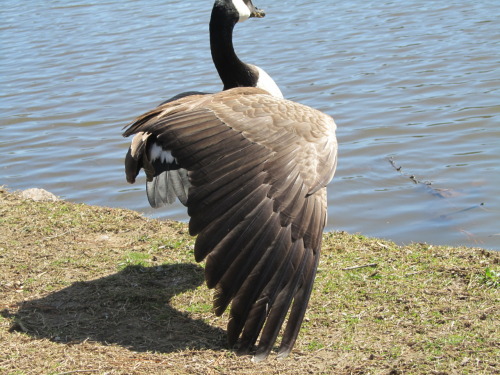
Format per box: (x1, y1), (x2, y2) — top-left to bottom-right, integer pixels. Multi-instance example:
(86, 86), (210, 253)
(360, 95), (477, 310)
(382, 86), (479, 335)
(123, 0), (338, 362)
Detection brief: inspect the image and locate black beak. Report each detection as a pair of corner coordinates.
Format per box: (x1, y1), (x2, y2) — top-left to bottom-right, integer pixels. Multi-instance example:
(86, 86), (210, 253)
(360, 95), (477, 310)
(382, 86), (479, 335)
(250, 7), (266, 18)
(249, 1), (266, 18)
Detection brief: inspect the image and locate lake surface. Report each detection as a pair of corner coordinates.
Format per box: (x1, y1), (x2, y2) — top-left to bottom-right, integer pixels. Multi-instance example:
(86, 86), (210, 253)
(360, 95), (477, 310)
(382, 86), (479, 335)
(1, 1), (499, 250)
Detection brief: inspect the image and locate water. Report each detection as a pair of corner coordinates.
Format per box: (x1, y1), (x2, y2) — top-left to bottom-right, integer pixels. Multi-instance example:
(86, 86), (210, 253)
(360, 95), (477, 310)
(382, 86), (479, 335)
(1, 1), (499, 250)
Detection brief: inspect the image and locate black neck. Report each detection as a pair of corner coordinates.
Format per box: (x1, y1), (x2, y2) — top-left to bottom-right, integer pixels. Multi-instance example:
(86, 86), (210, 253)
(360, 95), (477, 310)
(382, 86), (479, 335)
(210, 6), (257, 90)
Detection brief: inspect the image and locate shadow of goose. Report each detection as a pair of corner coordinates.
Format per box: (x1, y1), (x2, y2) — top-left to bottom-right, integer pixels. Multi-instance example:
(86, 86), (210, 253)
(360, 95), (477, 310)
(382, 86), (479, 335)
(3, 263), (226, 353)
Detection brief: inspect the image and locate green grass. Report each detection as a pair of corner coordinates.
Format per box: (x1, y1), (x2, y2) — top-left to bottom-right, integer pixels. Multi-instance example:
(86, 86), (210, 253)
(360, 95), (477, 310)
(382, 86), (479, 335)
(118, 251), (151, 269)
(482, 267), (499, 288)
(1, 187), (499, 375)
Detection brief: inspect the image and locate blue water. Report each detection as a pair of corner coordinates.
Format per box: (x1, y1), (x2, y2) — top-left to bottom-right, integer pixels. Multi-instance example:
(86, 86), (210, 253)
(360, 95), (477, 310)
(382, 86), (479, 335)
(1, 1), (499, 249)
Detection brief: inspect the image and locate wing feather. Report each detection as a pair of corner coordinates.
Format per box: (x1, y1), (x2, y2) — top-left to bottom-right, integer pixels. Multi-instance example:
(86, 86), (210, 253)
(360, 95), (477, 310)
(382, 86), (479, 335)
(188, 170), (268, 236)
(277, 244), (320, 359)
(253, 239), (310, 360)
(229, 225), (293, 350)
(145, 168), (190, 207)
(146, 170), (176, 207)
(187, 151), (267, 212)
(210, 201), (278, 313)
(193, 184), (269, 262)
(122, 87), (336, 360)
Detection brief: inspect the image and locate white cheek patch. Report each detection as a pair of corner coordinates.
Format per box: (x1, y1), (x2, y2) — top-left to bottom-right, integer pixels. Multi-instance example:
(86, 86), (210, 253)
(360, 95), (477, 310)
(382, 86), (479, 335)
(149, 143), (176, 164)
(255, 66), (284, 98)
(233, 0), (251, 22)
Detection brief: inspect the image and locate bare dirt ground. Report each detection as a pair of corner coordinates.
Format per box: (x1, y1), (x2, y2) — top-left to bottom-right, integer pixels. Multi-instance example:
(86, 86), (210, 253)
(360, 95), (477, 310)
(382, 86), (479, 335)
(1, 187), (498, 374)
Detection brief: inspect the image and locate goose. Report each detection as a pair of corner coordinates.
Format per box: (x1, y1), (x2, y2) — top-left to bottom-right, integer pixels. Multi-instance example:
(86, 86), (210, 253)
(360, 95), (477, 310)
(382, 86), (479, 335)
(123, 0), (338, 361)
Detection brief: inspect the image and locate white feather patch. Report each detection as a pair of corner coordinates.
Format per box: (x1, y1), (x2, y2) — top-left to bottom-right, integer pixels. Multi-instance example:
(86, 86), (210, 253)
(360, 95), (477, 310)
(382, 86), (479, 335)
(233, 0), (251, 22)
(149, 143), (175, 164)
(254, 66), (284, 98)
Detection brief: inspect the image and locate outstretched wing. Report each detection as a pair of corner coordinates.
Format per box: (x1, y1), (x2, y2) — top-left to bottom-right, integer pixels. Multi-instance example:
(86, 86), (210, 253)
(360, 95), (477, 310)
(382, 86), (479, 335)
(123, 87), (337, 360)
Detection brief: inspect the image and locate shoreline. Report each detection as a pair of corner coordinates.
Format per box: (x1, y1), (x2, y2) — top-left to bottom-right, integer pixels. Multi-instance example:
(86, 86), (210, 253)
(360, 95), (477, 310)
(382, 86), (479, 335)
(1, 186), (498, 374)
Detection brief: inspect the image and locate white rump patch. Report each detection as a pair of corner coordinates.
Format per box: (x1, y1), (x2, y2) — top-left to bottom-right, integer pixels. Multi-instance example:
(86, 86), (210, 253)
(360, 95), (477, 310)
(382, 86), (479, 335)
(149, 143), (175, 164)
(254, 65), (284, 98)
(233, 0), (251, 22)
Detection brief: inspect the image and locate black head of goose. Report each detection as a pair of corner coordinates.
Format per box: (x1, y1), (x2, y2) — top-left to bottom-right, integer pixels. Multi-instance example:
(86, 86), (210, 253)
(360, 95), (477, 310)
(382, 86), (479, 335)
(160, 0), (282, 105)
(123, 1), (338, 362)
(210, 0), (283, 98)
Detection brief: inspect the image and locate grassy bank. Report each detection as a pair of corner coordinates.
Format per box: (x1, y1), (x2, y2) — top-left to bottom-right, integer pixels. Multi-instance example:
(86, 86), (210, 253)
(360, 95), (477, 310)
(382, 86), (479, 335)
(0, 187), (498, 374)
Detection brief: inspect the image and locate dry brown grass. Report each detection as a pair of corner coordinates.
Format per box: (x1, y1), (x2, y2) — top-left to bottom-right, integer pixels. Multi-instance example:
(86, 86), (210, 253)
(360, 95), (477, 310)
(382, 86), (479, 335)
(1, 187), (499, 374)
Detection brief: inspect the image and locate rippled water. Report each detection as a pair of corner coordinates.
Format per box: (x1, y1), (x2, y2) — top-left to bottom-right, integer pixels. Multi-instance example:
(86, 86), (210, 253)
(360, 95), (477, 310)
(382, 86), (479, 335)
(1, 1), (499, 250)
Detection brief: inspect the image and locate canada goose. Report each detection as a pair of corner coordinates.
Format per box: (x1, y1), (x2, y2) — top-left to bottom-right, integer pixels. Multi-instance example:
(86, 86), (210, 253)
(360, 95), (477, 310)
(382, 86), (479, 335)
(123, 0), (338, 361)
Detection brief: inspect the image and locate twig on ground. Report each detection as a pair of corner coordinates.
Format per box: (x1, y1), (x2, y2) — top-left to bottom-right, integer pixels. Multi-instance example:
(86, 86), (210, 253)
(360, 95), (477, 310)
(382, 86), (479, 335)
(342, 263), (378, 271)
